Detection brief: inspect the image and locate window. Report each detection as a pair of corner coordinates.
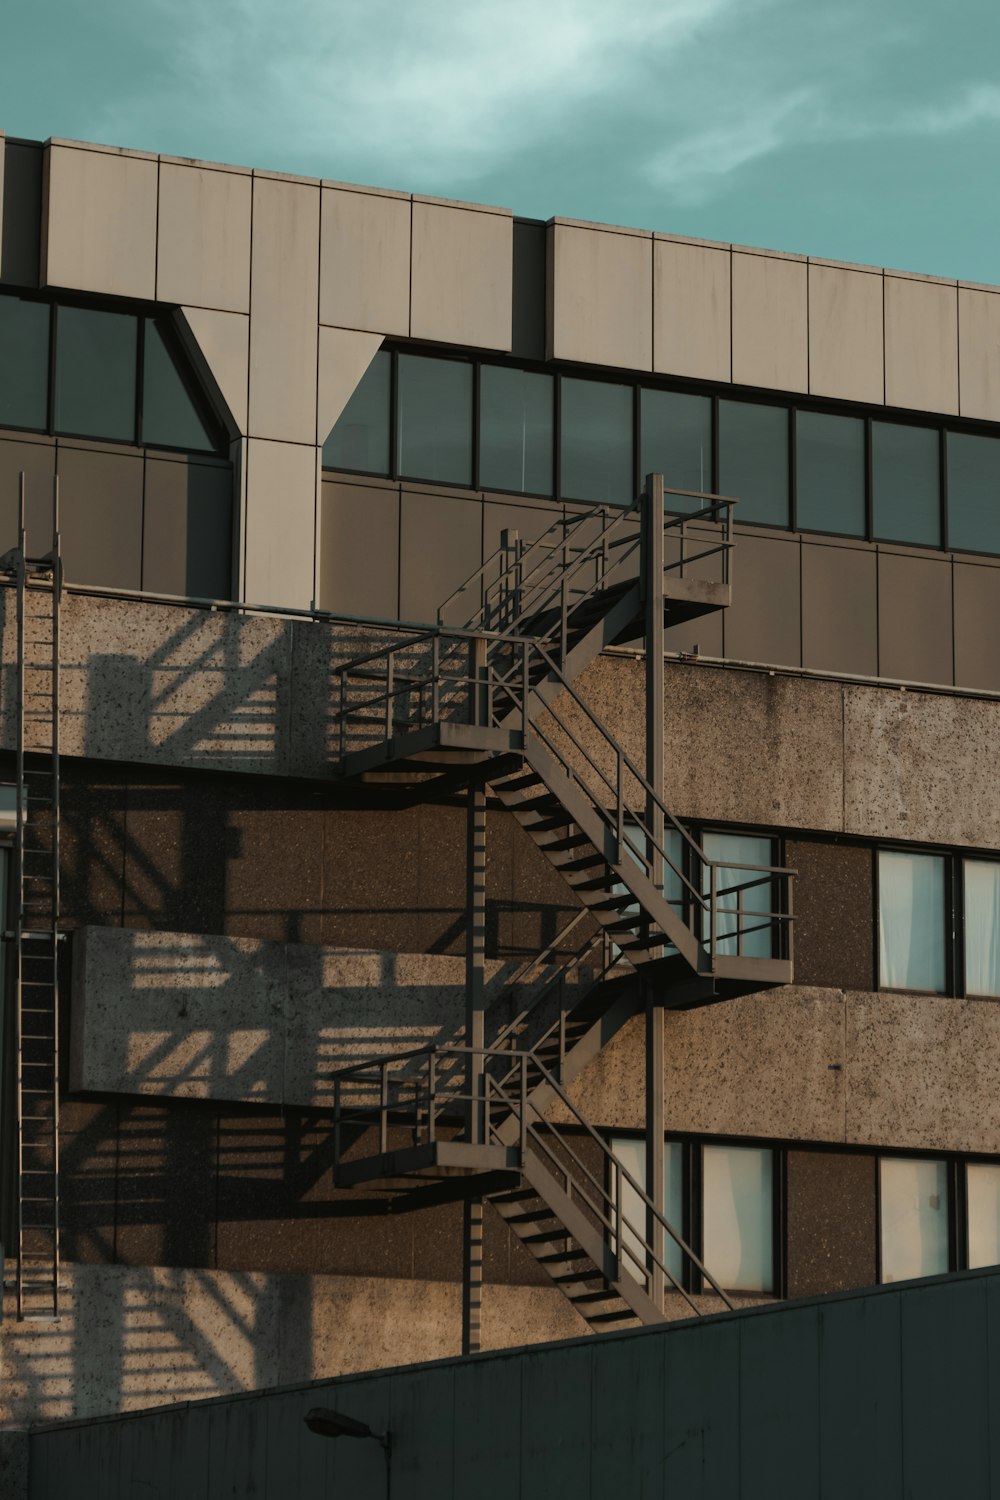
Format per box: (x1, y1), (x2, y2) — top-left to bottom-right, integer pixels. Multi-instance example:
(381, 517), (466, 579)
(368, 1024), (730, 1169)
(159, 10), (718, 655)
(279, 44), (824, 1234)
(323, 348), (391, 475)
(795, 410), (865, 536)
(640, 389), (712, 509)
(479, 365), (553, 496)
(0, 293), (49, 431)
(718, 400), (789, 527)
(964, 860), (1000, 998)
(610, 1136), (685, 1286)
(879, 1156), (949, 1282)
(967, 1162), (1000, 1269)
(701, 830), (775, 960)
(560, 377), (633, 505)
(947, 432), (1000, 555)
(54, 304), (137, 441)
(702, 1143), (774, 1294)
(872, 421), (940, 547)
(877, 849), (946, 993)
(397, 354), (473, 486)
(141, 318), (216, 453)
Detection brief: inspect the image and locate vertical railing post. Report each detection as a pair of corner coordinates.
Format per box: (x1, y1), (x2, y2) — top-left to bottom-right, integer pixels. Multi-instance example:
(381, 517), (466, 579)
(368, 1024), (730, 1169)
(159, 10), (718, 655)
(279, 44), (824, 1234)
(432, 634), (440, 723)
(379, 1063), (388, 1156)
(385, 652), (394, 742)
(643, 473), (666, 1313)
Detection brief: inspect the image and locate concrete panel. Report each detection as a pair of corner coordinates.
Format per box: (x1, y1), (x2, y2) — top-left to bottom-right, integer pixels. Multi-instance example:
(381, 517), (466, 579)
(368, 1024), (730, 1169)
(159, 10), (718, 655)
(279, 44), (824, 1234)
(786, 1150), (876, 1297)
(319, 478), (399, 619)
(954, 560), (1000, 691)
(653, 237), (731, 382)
(42, 142), (157, 299)
(243, 437), (316, 609)
(56, 444), (143, 589)
(884, 274), (959, 415)
(785, 839), (874, 991)
(808, 263), (883, 405)
(724, 531), (801, 667)
(316, 325), (383, 443)
(732, 252), (808, 393)
(157, 163), (252, 313)
(548, 220), (652, 371)
(958, 286), (1000, 421)
(319, 185), (410, 335)
(843, 683), (1000, 847)
(411, 200), (512, 351)
(248, 175), (320, 444)
(398, 487), (483, 624)
(1, 138), (43, 287)
(0, 433), (55, 557)
(141, 457), (233, 600)
(801, 542), (877, 676)
(876, 550), (953, 685)
(179, 307), (250, 436)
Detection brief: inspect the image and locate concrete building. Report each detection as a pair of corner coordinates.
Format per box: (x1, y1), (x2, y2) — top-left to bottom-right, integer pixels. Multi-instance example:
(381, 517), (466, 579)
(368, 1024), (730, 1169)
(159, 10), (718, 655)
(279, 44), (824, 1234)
(0, 130), (999, 1490)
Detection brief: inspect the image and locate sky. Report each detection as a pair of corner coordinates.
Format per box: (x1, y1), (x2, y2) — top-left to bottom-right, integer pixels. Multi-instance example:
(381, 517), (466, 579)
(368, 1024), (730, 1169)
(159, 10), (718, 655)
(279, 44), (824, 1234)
(3, 0), (1000, 284)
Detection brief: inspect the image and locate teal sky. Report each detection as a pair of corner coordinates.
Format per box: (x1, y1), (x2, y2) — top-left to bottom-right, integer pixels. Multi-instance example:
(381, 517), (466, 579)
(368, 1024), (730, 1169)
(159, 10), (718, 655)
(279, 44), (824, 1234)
(3, 0), (1000, 283)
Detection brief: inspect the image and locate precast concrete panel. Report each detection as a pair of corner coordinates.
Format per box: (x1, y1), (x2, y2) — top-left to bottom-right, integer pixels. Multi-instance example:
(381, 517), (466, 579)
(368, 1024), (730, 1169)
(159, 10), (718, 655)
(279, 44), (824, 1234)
(319, 479), (399, 618)
(884, 273), (959, 414)
(178, 307), (250, 436)
(142, 457), (233, 600)
(548, 220), (652, 371)
(248, 175), (320, 445)
(243, 437), (316, 608)
(653, 236), (731, 382)
(801, 540), (878, 676)
(398, 487), (483, 624)
(316, 325), (384, 443)
(958, 284), (1000, 421)
(731, 251), (808, 393)
(0, 433), (55, 556)
(953, 559), (1000, 691)
(410, 199), (512, 350)
(56, 444), (143, 589)
(156, 163), (252, 314)
(42, 142), (157, 300)
(807, 262), (884, 405)
(876, 549), (953, 684)
(320, 184), (410, 335)
(722, 530), (802, 667)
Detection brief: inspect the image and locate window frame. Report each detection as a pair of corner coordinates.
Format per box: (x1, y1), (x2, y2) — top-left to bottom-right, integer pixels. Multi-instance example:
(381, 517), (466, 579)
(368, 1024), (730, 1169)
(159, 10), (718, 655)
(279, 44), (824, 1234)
(873, 844), (1000, 1001)
(876, 1151), (959, 1284)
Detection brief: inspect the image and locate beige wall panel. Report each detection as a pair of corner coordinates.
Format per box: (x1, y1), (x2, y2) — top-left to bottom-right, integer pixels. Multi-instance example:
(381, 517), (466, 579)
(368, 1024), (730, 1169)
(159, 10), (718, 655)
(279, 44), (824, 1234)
(801, 543), (878, 677)
(958, 286), (1000, 421)
(179, 307), (249, 435)
(808, 265), (883, 405)
(248, 176), (320, 445)
(42, 143), (157, 299)
(731, 253), (808, 393)
(876, 550), (953, 685)
(549, 222), (651, 371)
(884, 275), (959, 414)
(316, 326), (384, 443)
(953, 560), (1000, 691)
(411, 201), (512, 351)
(157, 163), (251, 313)
(243, 437), (316, 608)
(320, 187), (410, 335)
(653, 238), (730, 382)
(722, 531), (801, 668)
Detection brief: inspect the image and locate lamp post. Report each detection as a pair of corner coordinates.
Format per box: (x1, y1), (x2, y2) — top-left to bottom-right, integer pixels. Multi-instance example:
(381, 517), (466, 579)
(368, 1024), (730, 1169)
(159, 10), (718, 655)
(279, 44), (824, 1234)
(304, 1407), (392, 1495)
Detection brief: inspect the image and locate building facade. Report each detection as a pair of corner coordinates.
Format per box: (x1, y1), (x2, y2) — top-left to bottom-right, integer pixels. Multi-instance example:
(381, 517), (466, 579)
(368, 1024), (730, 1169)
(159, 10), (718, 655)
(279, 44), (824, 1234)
(0, 129), (999, 1467)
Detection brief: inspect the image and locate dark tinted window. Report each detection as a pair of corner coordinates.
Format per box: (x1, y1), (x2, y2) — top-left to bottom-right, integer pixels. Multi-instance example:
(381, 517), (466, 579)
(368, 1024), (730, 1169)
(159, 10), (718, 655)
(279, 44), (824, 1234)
(479, 365), (553, 495)
(323, 350), (391, 475)
(141, 319), (215, 452)
(397, 354), (472, 486)
(640, 389), (712, 511)
(947, 432), (1000, 554)
(872, 422), (940, 546)
(795, 410), (865, 536)
(560, 377), (632, 505)
(718, 400), (789, 526)
(0, 295), (49, 431)
(54, 305), (137, 441)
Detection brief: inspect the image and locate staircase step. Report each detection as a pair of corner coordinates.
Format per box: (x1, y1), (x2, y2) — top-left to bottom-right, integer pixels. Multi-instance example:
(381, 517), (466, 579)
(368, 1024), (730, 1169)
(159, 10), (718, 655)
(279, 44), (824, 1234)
(502, 1208), (558, 1226)
(537, 1248), (590, 1266)
(521, 1228), (573, 1246)
(551, 853), (605, 874)
(568, 1289), (622, 1306)
(553, 1269), (600, 1285)
(540, 834), (592, 853)
(587, 1309), (639, 1325)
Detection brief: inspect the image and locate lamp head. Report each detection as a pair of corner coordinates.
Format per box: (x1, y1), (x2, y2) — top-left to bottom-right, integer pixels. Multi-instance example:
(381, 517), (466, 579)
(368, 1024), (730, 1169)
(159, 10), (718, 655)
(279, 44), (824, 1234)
(304, 1408), (390, 1451)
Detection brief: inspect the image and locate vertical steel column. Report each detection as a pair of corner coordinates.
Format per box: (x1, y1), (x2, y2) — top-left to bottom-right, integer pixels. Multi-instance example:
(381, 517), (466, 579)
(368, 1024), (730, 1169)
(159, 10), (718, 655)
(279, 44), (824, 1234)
(644, 474), (666, 1311)
(462, 777), (487, 1354)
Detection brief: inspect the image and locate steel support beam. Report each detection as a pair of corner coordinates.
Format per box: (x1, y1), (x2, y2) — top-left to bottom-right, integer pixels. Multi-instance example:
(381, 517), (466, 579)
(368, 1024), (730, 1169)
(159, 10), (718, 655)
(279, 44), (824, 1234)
(644, 473), (666, 1312)
(463, 774), (487, 1355)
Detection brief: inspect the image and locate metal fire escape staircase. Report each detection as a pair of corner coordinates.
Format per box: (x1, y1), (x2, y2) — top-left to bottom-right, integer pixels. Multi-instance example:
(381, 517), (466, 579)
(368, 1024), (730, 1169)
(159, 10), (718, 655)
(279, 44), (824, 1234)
(332, 479), (794, 1337)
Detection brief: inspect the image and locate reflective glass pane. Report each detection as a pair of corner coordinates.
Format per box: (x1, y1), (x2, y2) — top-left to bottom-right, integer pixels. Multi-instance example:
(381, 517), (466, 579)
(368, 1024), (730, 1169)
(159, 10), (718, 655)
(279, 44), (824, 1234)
(880, 1157), (948, 1282)
(323, 350), (391, 475)
(141, 320), (215, 452)
(718, 401), (789, 526)
(613, 823), (684, 958)
(397, 354), (472, 485)
(947, 432), (1000, 555)
(0, 294), (49, 430)
(872, 422), (940, 546)
(611, 1136), (684, 1287)
(795, 410), (865, 536)
(703, 1144), (773, 1293)
(878, 850), (946, 992)
(640, 389), (712, 510)
(479, 366), (553, 495)
(560, 377), (633, 506)
(964, 860), (1000, 998)
(967, 1163), (1000, 1269)
(54, 305), (137, 441)
(702, 830), (773, 959)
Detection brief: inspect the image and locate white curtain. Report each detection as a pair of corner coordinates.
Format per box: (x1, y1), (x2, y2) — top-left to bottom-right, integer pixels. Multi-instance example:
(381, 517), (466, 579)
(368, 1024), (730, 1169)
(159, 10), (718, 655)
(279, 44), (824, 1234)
(967, 1163), (1000, 1269)
(702, 832), (772, 959)
(702, 1144), (772, 1293)
(878, 850), (946, 991)
(611, 1137), (684, 1287)
(880, 1158), (948, 1282)
(964, 861), (1000, 997)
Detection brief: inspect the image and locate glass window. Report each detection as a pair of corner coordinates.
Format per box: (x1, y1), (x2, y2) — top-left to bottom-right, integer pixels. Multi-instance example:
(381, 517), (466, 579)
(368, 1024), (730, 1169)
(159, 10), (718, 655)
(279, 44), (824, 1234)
(612, 823), (684, 958)
(479, 366), (553, 496)
(878, 850), (946, 992)
(54, 305), (137, 442)
(0, 294), (50, 431)
(718, 401), (789, 527)
(560, 377), (633, 506)
(396, 354), (472, 486)
(640, 389), (712, 511)
(323, 349), (391, 475)
(967, 1163), (1000, 1269)
(140, 320), (215, 453)
(947, 432), (1000, 555)
(880, 1157), (949, 1282)
(702, 1144), (773, 1293)
(611, 1136), (685, 1288)
(872, 422), (940, 546)
(964, 859), (1000, 998)
(795, 410), (865, 536)
(702, 830), (774, 960)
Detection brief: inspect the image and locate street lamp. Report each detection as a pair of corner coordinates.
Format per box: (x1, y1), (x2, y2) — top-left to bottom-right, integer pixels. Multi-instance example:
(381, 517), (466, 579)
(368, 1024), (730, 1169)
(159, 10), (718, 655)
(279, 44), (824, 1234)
(304, 1406), (392, 1455)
